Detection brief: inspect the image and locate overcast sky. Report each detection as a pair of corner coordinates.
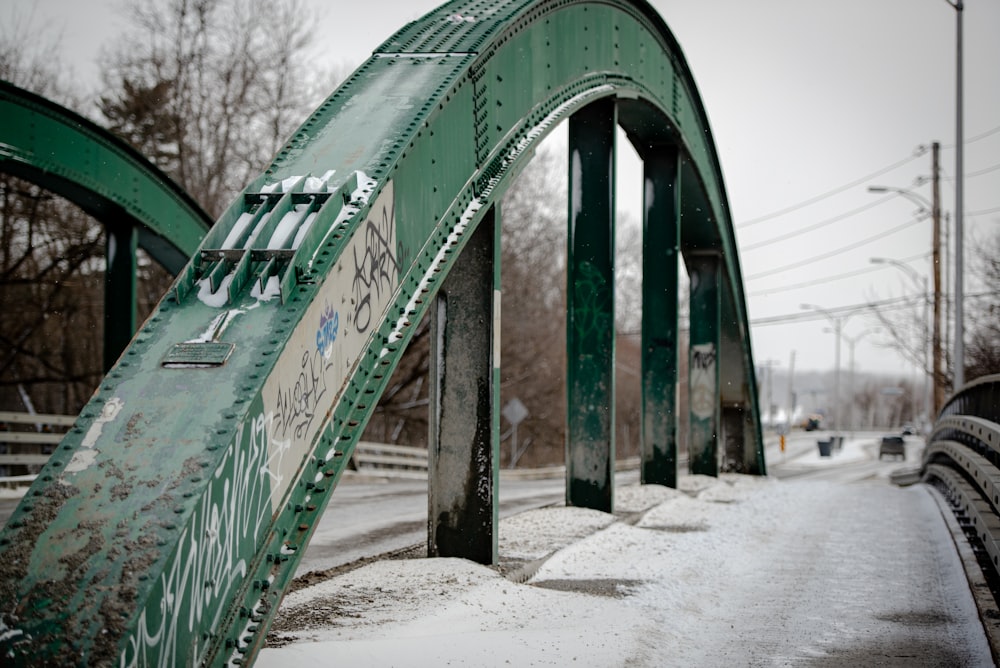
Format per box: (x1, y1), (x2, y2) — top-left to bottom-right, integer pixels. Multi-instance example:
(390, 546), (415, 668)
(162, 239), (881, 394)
(18, 0), (1000, 382)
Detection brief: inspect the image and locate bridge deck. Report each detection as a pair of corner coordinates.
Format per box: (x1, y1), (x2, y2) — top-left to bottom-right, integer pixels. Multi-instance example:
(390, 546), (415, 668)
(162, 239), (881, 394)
(247, 433), (995, 666)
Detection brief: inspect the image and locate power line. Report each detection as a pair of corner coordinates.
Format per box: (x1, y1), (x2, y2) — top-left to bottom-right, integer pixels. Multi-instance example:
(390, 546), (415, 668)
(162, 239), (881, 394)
(737, 126), (1000, 232)
(751, 289), (995, 327)
(748, 251), (929, 297)
(941, 122), (1000, 149)
(741, 194), (897, 252)
(745, 218), (923, 281)
(750, 293), (919, 327)
(965, 161), (1000, 179)
(736, 148), (926, 229)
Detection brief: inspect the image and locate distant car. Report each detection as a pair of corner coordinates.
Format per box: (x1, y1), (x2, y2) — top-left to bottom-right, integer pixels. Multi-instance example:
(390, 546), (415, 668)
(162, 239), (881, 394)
(901, 424), (915, 436)
(879, 435), (906, 461)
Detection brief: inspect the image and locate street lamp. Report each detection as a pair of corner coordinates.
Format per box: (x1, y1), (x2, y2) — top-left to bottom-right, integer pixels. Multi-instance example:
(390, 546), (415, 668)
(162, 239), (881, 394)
(866, 185), (930, 215)
(800, 303), (850, 431)
(841, 328), (880, 431)
(867, 182), (944, 414)
(870, 257), (932, 423)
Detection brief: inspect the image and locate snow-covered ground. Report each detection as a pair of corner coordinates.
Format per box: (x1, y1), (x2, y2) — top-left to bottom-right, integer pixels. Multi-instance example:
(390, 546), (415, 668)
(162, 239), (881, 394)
(258, 454), (993, 666)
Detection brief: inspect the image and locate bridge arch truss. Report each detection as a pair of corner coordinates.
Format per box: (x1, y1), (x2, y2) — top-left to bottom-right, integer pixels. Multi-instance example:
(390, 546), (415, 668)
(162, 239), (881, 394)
(0, 80), (212, 369)
(0, 1), (764, 665)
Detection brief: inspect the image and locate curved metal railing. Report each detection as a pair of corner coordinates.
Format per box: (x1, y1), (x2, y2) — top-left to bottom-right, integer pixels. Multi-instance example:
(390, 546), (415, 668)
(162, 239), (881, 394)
(923, 374), (1000, 596)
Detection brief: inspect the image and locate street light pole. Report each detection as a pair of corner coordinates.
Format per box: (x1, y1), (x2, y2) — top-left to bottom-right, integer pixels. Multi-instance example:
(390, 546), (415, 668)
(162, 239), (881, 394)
(866, 181), (943, 413)
(841, 328), (879, 431)
(801, 304), (848, 431)
(944, 0), (965, 388)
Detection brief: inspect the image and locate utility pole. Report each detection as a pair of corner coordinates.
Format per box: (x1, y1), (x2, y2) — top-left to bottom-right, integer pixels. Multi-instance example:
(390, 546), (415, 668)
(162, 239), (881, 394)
(931, 142), (944, 414)
(786, 350), (796, 427)
(759, 359), (779, 427)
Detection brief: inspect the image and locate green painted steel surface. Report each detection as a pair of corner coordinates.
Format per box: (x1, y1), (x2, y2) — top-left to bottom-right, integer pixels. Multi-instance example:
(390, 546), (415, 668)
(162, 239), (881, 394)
(0, 80), (212, 273)
(104, 222), (139, 370)
(688, 253), (721, 476)
(0, 80), (213, 369)
(566, 99), (617, 512)
(641, 147), (681, 486)
(0, 1), (763, 665)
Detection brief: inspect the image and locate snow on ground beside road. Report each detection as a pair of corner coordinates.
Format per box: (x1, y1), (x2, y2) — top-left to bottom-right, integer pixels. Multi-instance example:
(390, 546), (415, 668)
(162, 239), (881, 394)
(258, 474), (993, 667)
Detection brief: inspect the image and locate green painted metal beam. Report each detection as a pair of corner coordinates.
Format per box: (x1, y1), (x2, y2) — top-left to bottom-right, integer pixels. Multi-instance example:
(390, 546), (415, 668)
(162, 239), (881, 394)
(0, 80), (213, 369)
(688, 252), (721, 476)
(641, 146), (681, 487)
(104, 220), (139, 371)
(0, 2), (764, 665)
(0, 80), (212, 273)
(566, 98), (617, 512)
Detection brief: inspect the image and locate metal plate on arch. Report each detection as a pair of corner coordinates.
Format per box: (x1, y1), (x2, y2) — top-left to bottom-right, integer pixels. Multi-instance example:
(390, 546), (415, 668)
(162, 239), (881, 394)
(161, 341), (234, 367)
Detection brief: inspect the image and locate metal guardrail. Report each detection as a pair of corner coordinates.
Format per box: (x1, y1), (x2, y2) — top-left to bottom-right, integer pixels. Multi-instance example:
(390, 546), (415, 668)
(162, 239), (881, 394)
(352, 441), (428, 479)
(0, 411), (72, 470)
(1, 414), (639, 483)
(0, 414), (433, 482)
(922, 374), (1000, 605)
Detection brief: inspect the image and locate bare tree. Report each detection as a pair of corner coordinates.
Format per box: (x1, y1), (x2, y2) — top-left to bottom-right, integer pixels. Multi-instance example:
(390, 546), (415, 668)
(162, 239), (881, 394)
(965, 229), (1000, 381)
(99, 0), (319, 217)
(0, 10), (108, 418)
(0, 0), (325, 419)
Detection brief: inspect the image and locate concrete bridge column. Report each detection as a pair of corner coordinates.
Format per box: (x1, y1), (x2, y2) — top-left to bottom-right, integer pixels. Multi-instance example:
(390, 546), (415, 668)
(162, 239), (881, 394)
(566, 98), (616, 512)
(640, 146), (681, 487)
(688, 252), (721, 476)
(428, 205), (500, 565)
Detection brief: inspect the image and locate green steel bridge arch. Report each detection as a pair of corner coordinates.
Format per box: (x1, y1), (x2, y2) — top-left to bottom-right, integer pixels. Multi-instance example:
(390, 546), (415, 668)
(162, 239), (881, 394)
(0, 1), (764, 665)
(0, 80), (213, 368)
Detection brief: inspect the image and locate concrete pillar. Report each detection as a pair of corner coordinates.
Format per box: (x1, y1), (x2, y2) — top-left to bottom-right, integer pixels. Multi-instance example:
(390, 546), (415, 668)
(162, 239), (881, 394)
(428, 206), (500, 564)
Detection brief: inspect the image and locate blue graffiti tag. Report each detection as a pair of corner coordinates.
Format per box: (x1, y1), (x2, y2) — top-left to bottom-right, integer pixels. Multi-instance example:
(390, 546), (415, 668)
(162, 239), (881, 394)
(316, 304), (339, 360)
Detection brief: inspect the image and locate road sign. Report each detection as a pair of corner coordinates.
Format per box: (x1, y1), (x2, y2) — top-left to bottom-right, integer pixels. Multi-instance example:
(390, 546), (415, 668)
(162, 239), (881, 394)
(502, 397), (528, 425)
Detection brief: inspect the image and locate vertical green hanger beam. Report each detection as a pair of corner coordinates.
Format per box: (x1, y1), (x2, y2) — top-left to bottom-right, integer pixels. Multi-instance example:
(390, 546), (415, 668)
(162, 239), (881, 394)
(566, 98), (617, 512)
(103, 219), (138, 371)
(641, 146), (681, 487)
(688, 253), (721, 476)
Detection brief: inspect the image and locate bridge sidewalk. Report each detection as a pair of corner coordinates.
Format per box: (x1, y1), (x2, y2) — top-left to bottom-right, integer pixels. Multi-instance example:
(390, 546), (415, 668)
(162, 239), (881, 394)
(259, 468), (996, 666)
